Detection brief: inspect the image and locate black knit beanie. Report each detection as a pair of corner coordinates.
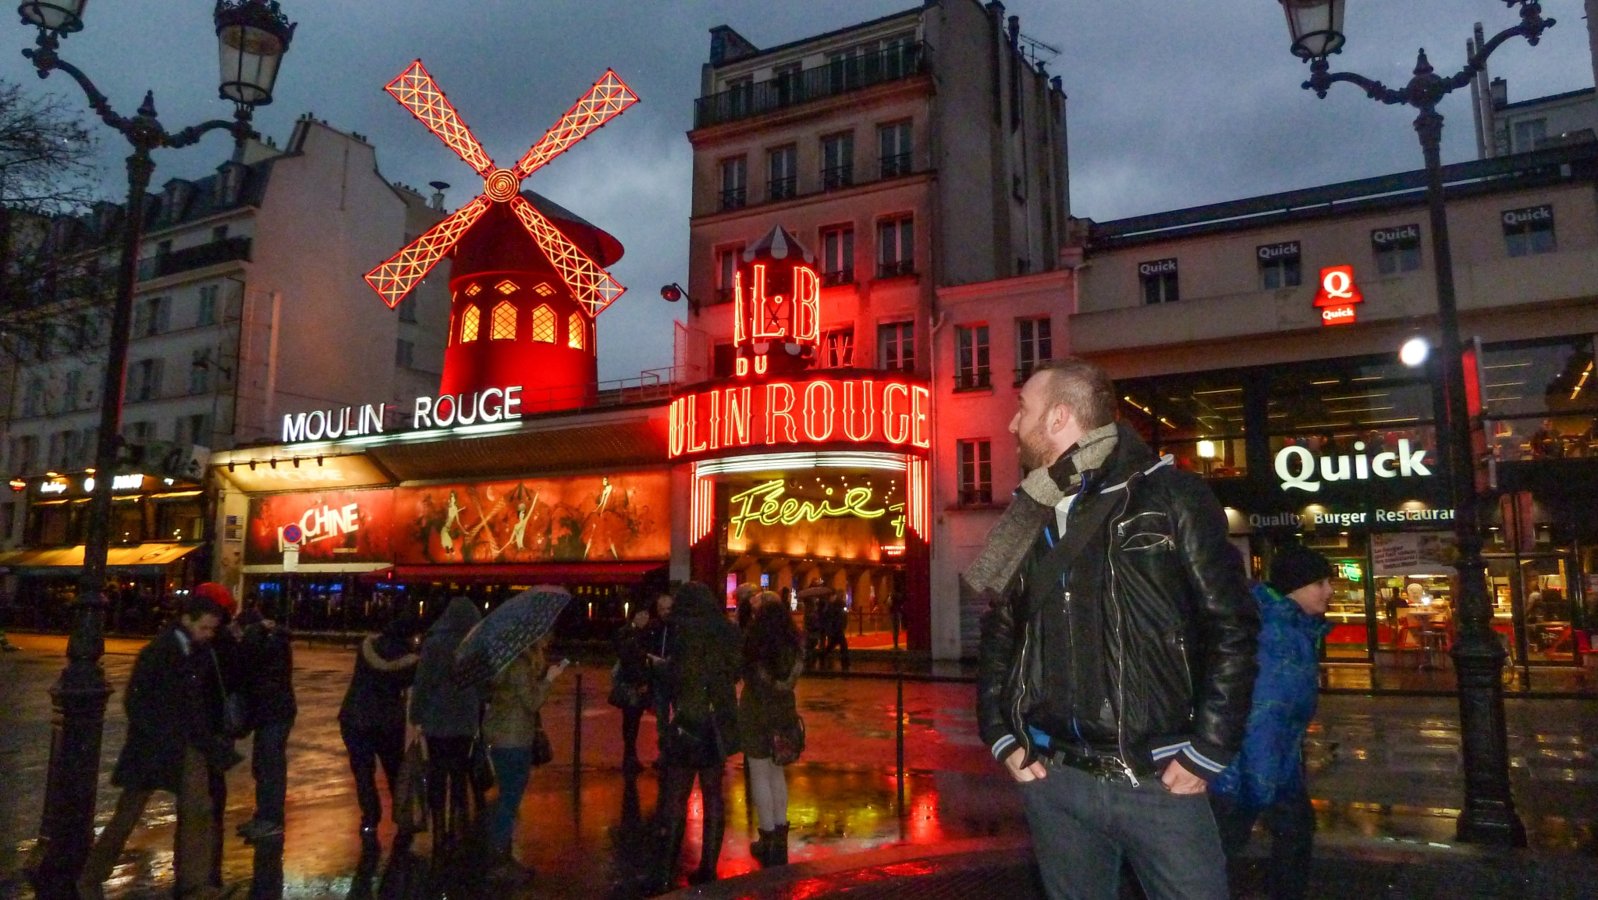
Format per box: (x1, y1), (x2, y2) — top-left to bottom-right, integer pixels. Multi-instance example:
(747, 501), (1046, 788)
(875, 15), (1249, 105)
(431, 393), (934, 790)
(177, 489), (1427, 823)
(1268, 544), (1335, 596)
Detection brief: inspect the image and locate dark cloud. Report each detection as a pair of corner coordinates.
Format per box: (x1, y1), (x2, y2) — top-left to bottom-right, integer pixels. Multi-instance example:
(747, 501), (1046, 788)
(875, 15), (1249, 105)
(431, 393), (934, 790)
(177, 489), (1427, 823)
(3, 1), (1589, 379)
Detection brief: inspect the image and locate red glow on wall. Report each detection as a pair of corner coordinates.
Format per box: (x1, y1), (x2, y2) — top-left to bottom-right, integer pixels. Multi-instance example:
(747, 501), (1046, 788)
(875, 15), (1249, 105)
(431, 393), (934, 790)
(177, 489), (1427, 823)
(667, 377), (932, 460)
(364, 60), (638, 316)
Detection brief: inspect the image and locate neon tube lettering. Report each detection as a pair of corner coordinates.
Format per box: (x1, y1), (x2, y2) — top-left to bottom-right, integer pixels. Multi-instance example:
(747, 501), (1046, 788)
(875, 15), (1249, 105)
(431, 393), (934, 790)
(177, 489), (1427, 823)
(766, 382), (797, 444)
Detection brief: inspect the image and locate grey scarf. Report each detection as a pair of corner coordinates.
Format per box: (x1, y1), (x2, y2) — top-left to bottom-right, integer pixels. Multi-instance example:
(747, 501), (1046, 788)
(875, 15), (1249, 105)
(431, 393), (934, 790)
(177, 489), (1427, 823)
(962, 423), (1119, 599)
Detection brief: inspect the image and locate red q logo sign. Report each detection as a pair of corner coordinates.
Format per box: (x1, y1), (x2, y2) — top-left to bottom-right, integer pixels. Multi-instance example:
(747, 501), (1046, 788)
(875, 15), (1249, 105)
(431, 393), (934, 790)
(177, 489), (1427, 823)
(1313, 264), (1363, 327)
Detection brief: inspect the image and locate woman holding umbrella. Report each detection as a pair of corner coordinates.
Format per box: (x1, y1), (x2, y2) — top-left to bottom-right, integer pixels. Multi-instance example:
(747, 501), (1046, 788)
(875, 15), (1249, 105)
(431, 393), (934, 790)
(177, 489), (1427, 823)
(410, 596), (484, 852)
(484, 631), (569, 881)
(739, 591), (803, 866)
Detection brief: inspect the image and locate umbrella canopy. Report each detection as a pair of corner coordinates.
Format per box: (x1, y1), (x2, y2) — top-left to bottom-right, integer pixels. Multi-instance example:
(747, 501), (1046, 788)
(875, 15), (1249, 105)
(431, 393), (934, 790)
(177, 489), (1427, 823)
(797, 584), (835, 600)
(452, 584), (571, 688)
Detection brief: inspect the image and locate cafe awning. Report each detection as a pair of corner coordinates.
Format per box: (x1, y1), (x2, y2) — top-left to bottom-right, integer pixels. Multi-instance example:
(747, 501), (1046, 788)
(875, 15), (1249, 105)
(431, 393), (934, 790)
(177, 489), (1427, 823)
(379, 561), (665, 585)
(0, 543), (204, 572)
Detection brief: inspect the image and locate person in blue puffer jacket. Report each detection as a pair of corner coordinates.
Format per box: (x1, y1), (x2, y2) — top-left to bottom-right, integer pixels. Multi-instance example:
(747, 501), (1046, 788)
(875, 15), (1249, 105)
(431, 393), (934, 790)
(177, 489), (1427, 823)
(1210, 543), (1334, 900)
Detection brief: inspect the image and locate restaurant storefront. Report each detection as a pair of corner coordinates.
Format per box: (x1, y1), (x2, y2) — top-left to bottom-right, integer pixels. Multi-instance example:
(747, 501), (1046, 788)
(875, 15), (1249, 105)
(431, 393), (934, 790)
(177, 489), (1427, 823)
(1117, 333), (1598, 675)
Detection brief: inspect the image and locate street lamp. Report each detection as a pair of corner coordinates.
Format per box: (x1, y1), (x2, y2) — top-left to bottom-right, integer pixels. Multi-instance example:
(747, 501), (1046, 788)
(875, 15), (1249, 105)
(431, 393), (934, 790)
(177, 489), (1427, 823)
(18, 2), (295, 893)
(1276, 0), (1553, 847)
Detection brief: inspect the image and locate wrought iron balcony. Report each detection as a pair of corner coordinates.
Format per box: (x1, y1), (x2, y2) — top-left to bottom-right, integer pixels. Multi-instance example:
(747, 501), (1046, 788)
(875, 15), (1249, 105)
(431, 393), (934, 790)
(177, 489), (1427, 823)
(694, 43), (928, 129)
(137, 236), (252, 282)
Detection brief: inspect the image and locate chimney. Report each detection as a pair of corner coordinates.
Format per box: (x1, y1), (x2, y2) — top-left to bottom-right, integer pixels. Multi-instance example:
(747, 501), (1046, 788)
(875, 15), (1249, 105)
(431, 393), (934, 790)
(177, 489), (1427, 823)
(1489, 76), (1508, 109)
(428, 181), (450, 211)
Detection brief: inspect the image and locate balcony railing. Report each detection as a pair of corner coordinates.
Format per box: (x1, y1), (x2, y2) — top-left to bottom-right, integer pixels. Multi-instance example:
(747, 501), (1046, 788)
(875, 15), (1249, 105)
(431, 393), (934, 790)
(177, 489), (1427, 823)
(694, 43), (929, 129)
(768, 176), (797, 201)
(954, 369), (991, 392)
(718, 188), (747, 211)
(821, 164), (854, 191)
(877, 259), (916, 279)
(137, 236), (251, 282)
(821, 268), (853, 287)
(880, 153), (913, 178)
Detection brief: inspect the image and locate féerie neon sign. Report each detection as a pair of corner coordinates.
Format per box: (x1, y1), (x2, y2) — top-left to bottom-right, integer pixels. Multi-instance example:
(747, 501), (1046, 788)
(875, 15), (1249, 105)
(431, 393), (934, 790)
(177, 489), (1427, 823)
(727, 479), (898, 539)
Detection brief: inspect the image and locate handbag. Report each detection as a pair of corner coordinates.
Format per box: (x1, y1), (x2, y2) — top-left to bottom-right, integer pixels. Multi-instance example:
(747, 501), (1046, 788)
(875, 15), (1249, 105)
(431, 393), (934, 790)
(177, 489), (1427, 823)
(771, 714), (806, 766)
(392, 737), (429, 833)
(469, 736), (495, 792)
(531, 715), (554, 767)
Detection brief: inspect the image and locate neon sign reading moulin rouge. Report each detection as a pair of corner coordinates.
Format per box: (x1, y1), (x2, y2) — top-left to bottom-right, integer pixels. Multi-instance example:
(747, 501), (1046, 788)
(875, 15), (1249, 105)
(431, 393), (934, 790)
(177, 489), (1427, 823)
(728, 479), (905, 540)
(668, 378), (932, 459)
(281, 385), (525, 442)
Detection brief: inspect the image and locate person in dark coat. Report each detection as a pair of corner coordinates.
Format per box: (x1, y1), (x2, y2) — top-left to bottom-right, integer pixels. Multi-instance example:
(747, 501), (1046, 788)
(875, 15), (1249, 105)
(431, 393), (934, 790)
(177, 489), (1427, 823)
(642, 591), (674, 766)
(734, 583), (757, 631)
(339, 613), (421, 847)
(235, 597), (297, 843)
(78, 594), (237, 900)
(192, 581), (241, 889)
(823, 595), (850, 671)
(1210, 546), (1334, 900)
(613, 608), (654, 774)
(738, 592), (803, 866)
(649, 582), (741, 893)
(410, 596), (485, 849)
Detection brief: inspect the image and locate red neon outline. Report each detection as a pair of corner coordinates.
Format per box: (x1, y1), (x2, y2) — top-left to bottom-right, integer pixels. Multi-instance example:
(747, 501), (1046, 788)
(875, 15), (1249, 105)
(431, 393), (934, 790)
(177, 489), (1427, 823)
(368, 61), (637, 315)
(667, 377), (932, 460)
(802, 381), (836, 442)
(842, 379), (875, 442)
(766, 383), (797, 445)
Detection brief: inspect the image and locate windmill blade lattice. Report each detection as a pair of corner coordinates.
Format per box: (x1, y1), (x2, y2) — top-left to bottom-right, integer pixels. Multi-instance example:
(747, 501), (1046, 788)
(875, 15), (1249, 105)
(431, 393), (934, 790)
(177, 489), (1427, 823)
(365, 60), (639, 316)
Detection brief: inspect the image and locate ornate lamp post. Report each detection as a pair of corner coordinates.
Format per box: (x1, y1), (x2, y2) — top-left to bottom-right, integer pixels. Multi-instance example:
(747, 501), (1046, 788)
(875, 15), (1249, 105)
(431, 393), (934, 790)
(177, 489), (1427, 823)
(1275, 0), (1554, 847)
(18, 2), (295, 893)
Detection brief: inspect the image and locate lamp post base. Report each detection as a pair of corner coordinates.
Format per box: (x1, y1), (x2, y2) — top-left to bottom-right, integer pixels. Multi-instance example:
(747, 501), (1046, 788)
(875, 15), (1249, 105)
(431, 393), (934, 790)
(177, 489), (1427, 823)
(1451, 634), (1527, 847)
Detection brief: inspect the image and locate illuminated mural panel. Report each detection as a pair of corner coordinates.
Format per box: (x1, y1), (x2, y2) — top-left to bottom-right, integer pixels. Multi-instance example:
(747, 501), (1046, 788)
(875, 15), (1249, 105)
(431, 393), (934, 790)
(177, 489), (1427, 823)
(245, 489), (394, 565)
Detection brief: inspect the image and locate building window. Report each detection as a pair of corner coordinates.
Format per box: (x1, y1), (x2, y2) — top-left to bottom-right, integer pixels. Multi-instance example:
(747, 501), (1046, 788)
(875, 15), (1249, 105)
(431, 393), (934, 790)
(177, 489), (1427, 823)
(818, 329), (854, 368)
(184, 413), (211, 446)
(398, 294), (419, 323)
(1512, 118), (1547, 152)
(1371, 224), (1422, 274)
(189, 350), (211, 394)
(1502, 205), (1556, 257)
(62, 370), (82, 411)
(719, 155), (747, 210)
(957, 439), (992, 505)
(530, 305), (554, 343)
(198, 284), (219, 326)
(767, 144), (797, 201)
(1015, 317), (1052, 384)
(820, 225), (854, 285)
(955, 324), (990, 390)
(878, 321), (913, 372)
(22, 377), (44, 417)
(821, 132), (854, 190)
(133, 295), (170, 336)
(492, 301), (519, 341)
(1257, 241), (1301, 289)
(130, 359), (163, 402)
(712, 342), (737, 378)
(773, 63), (802, 105)
(568, 315), (585, 350)
(1139, 258), (1180, 304)
(395, 339), (414, 368)
(726, 75), (753, 117)
(1480, 335), (1598, 462)
(1119, 370), (1253, 479)
(715, 244), (743, 304)
(877, 215), (914, 277)
(878, 120), (912, 178)
(460, 305), (481, 343)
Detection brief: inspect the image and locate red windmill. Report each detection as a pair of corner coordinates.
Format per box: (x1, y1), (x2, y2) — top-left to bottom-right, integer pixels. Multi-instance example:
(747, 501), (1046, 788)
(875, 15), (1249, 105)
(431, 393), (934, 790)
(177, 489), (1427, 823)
(365, 61), (639, 409)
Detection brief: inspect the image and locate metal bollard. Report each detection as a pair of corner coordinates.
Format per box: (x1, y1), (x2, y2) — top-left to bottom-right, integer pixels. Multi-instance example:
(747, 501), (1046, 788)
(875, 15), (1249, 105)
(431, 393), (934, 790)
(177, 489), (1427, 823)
(572, 671), (584, 790)
(895, 659), (906, 819)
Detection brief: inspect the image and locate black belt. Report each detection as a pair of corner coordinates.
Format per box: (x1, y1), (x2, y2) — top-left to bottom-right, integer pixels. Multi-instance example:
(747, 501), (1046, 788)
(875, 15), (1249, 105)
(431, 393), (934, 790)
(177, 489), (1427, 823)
(1039, 743), (1158, 785)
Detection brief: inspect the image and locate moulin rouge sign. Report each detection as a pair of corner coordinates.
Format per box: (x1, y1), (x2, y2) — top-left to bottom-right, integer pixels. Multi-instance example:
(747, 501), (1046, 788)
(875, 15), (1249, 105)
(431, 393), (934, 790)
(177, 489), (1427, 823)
(670, 243), (931, 461)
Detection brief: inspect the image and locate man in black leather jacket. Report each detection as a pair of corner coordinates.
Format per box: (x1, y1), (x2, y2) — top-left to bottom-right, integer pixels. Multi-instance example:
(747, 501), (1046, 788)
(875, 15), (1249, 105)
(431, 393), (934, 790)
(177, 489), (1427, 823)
(971, 358), (1258, 900)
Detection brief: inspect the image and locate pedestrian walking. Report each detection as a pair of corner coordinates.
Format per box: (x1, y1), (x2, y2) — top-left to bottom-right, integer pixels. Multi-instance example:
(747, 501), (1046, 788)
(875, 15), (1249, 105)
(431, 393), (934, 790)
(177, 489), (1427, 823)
(738, 591), (803, 866)
(78, 593), (241, 900)
(823, 595), (850, 671)
(483, 632), (569, 881)
(338, 613), (422, 848)
(802, 594), (825, 669)
(235, 597), (297, 844)
(410, 596), (485, 852)
(972, 357), (1259, 900)
(734, 583), (757, 631)
(643, 590), (674, 767)
(649, 582), (741, 893)
(1211, 544), (1334, 900)
(612, 607), (654, 774)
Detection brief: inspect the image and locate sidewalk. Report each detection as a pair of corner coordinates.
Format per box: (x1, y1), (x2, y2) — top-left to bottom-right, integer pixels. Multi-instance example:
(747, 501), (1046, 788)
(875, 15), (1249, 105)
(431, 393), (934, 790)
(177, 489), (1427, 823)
(674, 834), (1598, 899)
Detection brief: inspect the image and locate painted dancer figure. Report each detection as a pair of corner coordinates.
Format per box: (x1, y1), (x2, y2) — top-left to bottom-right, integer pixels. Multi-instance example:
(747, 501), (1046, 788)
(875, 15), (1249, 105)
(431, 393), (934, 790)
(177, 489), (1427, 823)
(972, 357), (1258, 900)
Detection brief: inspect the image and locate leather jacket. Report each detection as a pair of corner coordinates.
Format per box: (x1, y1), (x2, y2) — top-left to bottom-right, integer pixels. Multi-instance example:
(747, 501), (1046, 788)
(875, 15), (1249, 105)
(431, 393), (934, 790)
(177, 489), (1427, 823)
(977, 424), (1259, 780)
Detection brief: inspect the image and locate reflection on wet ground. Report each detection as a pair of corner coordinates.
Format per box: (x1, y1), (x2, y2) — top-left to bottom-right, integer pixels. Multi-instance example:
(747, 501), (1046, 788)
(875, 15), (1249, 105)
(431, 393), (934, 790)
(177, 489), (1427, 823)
(0, 635), (1595, 897)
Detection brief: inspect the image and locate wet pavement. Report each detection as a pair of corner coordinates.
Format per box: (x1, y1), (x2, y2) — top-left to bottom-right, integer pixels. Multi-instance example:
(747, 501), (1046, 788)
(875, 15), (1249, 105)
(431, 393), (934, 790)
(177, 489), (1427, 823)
(1, 632), (1596, 898)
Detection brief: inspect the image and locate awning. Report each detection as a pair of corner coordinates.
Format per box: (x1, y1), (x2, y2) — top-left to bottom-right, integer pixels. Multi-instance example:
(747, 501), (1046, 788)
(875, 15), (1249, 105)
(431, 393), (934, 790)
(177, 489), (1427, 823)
(380, 561), (665, 585)
(0, 543), (204, 572)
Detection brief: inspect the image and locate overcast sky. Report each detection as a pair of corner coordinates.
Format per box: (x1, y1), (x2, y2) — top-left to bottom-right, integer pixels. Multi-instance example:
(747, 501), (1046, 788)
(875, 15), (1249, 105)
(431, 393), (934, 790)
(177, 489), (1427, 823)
(2, 0), (1591, 380)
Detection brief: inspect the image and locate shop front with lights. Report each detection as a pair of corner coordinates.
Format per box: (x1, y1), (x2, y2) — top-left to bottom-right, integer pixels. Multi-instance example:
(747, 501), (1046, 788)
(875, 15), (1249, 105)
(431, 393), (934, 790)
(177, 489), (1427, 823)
(0, 471), (208, 633)
(1116, 334), (1598, 673)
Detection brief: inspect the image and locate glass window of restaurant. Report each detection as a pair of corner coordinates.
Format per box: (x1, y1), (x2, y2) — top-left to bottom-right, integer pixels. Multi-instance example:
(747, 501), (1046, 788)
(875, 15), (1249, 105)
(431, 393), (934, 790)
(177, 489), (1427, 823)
(1118, 368), (1249, 479)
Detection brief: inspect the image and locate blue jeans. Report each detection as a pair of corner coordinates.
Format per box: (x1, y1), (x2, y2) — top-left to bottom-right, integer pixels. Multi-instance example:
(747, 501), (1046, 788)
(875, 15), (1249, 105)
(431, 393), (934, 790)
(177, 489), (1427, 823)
(1211, 780), (1315, 900)
(488, 745), (533, 853)
(1020, 762), (1228, 900)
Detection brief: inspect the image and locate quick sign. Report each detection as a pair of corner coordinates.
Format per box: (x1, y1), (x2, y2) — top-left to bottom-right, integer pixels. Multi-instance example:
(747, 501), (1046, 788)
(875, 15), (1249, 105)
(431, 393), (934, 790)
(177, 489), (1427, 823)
(668, 377), (932, 460)
(1275, 439), (1432, 493)
(1371, 224), (1419, 246)
(1501, 205), (1552, 229)
(1138, 258), (1178, 278)
(1313, 265), (1363, 326)
(1257, 241), (1300, 261)
(1247, 506), (1454, 529)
